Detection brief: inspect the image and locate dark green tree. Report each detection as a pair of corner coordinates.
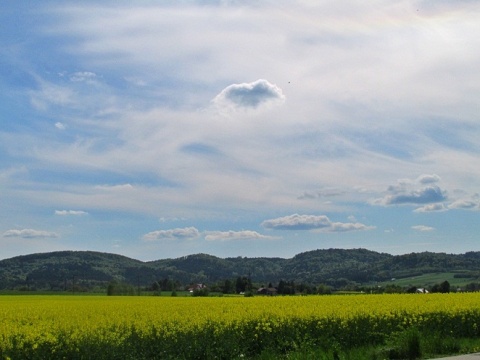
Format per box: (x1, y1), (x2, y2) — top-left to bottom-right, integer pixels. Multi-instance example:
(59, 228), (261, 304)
(440, 280), (450, 293)
(316, 283), (332, 295)
(222, 279), (234, 294)
(235, 276), (251, 293)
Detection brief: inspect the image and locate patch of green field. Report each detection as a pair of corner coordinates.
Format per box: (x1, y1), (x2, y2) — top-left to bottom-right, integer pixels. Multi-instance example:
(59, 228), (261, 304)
(379, 272), (477, 289)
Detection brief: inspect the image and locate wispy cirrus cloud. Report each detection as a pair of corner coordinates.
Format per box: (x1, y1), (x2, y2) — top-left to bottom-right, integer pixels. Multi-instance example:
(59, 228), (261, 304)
(261, 214), (374, 232)
(2, 2), (480, 260)
(69, 71), (98, 83)
(29, 81), (76, 111)
(2, 229), (58, 239)
(95, 184), (134, 192)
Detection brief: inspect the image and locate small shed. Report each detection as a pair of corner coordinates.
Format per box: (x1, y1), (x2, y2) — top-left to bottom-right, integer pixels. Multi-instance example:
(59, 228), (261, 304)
(416, 288), (429, 294)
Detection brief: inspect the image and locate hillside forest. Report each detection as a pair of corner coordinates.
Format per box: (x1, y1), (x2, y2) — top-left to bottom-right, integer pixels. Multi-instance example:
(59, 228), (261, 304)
(1, 249), (480, 295)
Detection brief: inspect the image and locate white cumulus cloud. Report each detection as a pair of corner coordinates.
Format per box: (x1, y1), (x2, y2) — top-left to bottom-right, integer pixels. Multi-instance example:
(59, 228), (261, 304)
(143, 227), (200, 241)
(448, 198), (479, 210)
(416, 174), (441, 184)
(386, 186), (447, 205)
(262, 214), (331, 230)
(374, 176), (448, 206)
(213, 79), (285, 109)
(261, 214), (374, 232)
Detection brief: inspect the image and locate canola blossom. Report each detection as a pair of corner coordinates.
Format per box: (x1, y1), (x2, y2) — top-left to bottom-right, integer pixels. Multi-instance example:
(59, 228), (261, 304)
(1, 293), (479, 359)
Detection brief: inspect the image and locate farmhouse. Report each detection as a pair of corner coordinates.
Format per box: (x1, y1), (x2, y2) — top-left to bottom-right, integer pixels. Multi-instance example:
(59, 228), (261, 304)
(188, 283), (207, 293)
(257, 287), (278, 296)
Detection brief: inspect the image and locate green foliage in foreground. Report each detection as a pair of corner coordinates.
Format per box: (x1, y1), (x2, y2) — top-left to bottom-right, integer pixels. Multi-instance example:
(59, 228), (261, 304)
(257, 331), (480, 360)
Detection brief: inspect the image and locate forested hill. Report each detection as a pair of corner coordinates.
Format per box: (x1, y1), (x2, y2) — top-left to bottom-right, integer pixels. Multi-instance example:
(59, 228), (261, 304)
(1, 249), (480, 291)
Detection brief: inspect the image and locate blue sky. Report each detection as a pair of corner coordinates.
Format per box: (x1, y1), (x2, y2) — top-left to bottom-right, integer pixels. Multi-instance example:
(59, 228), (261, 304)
(1, 1), (480, 261)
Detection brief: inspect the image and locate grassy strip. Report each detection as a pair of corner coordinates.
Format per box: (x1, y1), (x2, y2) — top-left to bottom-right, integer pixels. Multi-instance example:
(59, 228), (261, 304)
(254, 331), (480, 360)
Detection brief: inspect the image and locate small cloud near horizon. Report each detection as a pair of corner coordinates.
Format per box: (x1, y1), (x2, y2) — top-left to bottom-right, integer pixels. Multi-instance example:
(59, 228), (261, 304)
(2, 229), (59, 239)
(412, 225), (435, 232)
(204, 230), (277, 241)
(261, 214), (375, 232)
(414, 203), (447, 213)
(55, 210), (88, 216)
(143, 227), (200, 241)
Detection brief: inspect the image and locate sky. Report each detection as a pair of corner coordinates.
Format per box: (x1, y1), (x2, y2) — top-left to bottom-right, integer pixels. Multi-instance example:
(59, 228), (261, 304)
(1, 0), (480, 261)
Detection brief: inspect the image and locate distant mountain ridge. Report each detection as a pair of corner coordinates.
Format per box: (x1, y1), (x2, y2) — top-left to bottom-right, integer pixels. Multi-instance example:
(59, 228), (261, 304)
(1, 249), (479, 291)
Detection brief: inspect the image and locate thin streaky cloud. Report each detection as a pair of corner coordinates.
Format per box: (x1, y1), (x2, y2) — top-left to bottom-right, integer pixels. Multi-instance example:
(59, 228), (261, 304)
(55, 210), (88, 216)
(2, 229), (59, 239)
(412, 225), (435, 232)
(204, 230), (277, 241)
(414, 203), (448, 213)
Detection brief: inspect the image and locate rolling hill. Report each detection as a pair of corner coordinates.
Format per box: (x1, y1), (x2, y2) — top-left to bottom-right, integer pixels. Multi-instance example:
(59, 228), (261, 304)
(0, 249), (479, 292)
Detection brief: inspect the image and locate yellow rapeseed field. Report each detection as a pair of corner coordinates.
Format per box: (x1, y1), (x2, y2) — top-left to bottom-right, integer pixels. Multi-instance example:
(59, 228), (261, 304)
(1, 293), (479, 359)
